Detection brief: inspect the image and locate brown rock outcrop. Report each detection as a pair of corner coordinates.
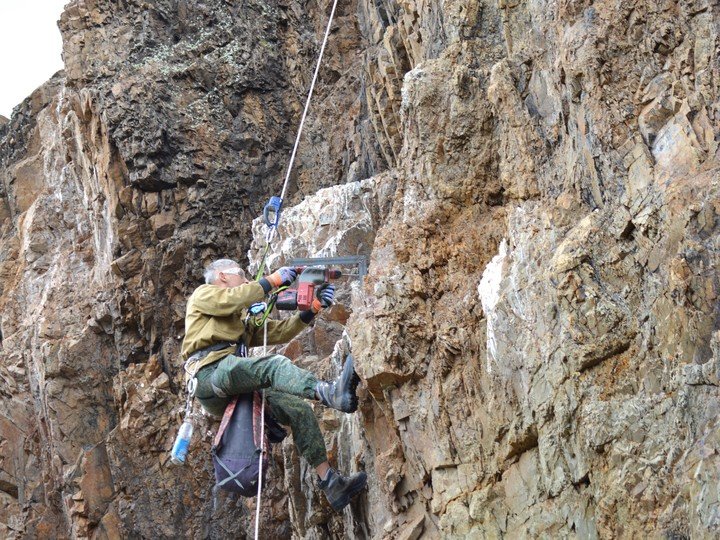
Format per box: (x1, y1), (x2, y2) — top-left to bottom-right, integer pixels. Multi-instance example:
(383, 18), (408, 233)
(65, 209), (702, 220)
(0, 0), (718, 538)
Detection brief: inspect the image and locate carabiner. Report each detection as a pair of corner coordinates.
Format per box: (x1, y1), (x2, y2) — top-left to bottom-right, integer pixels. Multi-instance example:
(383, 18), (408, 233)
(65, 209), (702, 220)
(186, 378), (197, 398)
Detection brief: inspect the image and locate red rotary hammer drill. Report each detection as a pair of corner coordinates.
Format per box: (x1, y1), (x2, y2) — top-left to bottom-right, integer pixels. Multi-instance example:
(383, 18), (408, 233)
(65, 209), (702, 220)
(276, 266), (341, 311)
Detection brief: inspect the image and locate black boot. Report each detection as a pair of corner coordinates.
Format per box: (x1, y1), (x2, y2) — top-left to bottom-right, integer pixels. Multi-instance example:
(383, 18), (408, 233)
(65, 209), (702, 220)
(315, 355), (360, 413)
(319, 468), (367, 511)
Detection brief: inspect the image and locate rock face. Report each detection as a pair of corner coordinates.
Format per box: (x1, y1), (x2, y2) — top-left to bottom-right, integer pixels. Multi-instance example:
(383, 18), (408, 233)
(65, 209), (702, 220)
(0, 0), (718, 538)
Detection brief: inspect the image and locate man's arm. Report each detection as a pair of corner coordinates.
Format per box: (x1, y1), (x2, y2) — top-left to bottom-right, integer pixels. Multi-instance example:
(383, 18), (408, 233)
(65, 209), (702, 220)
(247, 313), (310, 347)
(247, 283), (336, 346)
(191, 282), (268, 316)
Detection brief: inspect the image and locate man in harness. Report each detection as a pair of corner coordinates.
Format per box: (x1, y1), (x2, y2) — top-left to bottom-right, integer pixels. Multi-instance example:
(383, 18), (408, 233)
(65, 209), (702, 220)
(181, 258), (367, 511)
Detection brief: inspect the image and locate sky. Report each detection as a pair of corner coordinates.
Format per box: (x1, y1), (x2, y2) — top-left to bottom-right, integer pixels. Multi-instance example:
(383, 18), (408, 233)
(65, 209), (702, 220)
(0, 1), (68, 118)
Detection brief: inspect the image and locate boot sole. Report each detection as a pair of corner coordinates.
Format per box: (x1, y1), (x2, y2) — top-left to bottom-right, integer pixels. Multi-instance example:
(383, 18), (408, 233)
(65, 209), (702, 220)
(329, 471), (367, 512)
(339, 354), (360, 413)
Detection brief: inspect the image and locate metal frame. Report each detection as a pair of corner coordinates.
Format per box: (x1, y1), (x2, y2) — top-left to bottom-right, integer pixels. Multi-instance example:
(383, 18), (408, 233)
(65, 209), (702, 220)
(288, 256), (368, 279)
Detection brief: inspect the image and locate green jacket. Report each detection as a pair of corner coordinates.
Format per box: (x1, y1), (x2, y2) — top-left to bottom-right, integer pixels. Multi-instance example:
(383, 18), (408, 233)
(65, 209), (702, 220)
(181, 281), (309, 375)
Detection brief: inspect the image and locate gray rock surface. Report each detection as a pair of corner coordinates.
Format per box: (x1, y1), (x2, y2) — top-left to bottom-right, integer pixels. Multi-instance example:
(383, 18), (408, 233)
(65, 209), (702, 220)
(0, 0), (718, 538)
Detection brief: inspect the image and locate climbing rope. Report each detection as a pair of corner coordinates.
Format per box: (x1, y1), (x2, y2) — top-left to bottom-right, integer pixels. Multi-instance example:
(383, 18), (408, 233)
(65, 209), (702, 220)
(278, 0), (339, 204)
(253, 1), (340, 536)
(254, 322), (269, 540)
(256, 0), (340, 280)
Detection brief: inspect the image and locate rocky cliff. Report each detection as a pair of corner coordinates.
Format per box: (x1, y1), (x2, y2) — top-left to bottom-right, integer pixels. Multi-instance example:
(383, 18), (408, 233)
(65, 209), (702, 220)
(0, 0), (718, 538)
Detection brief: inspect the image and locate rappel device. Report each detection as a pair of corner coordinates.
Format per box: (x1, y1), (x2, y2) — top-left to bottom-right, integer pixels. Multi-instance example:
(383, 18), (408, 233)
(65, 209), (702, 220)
(263, 196), (283, 229)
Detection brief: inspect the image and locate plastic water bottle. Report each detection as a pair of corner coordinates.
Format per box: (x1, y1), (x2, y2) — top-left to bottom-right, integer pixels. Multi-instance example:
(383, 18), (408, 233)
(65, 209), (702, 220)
(170, 418), (194, 465)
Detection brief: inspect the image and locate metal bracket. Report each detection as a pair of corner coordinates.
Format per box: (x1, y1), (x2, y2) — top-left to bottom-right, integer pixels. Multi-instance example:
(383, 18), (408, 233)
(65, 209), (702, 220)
(288, 256), (368, 280)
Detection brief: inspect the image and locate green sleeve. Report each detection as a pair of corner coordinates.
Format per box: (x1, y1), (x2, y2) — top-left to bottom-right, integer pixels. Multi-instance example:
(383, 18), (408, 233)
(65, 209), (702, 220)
(247, 313), (309, 347)
(191, 282), (266, 316)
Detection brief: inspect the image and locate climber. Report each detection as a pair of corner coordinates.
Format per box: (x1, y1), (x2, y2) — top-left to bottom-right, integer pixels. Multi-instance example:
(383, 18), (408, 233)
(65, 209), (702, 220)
(181, 258), (367, 511)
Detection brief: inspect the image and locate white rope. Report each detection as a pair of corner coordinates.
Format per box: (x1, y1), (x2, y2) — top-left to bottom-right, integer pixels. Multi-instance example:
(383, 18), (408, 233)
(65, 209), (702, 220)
(254, 393), (266, 539)
(267, 0), (340, 244)
(254, 321), (269, 540)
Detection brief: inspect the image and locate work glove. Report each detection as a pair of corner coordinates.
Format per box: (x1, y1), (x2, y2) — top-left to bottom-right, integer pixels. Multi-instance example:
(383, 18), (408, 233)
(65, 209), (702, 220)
(267, 266), (298, 288)
(312, 283), (335, 313)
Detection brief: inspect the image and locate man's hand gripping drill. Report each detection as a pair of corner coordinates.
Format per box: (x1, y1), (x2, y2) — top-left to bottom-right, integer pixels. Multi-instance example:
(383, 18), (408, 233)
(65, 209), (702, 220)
(275, 266), (340, 312)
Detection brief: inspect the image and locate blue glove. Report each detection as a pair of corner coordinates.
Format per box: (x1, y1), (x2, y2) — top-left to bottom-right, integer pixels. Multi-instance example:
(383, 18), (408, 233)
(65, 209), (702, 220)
(317, 283), (335, 308)
(268, 266), (298, 288)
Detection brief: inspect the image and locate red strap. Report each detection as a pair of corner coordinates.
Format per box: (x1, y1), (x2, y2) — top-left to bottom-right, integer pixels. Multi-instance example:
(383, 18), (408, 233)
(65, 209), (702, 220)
(252, 392), (263, 448)
(213, 396), (238, 448)
(252, 392), (269, 458)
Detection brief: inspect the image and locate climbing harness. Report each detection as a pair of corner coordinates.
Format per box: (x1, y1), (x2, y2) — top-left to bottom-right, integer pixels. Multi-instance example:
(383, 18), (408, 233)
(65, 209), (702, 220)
(171, 342), (238, 466)
(183, 342), (236, 375)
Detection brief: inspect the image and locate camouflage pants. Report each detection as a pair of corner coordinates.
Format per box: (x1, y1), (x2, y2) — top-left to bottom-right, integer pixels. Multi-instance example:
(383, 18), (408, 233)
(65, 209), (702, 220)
(195, 354), (328, 467)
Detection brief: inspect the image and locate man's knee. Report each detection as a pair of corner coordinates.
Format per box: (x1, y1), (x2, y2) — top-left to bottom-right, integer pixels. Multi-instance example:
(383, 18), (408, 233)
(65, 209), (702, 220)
(266, 353), (292, 369)
(269, 393), (314, 424)
(291, 399), (316, 422)
(210, 362), (233, 397)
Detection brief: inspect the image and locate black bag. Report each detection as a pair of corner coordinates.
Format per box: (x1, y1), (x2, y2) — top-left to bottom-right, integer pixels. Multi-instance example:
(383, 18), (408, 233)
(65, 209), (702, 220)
(211, 392), (288, 496)
(211, 392), (266, 496)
